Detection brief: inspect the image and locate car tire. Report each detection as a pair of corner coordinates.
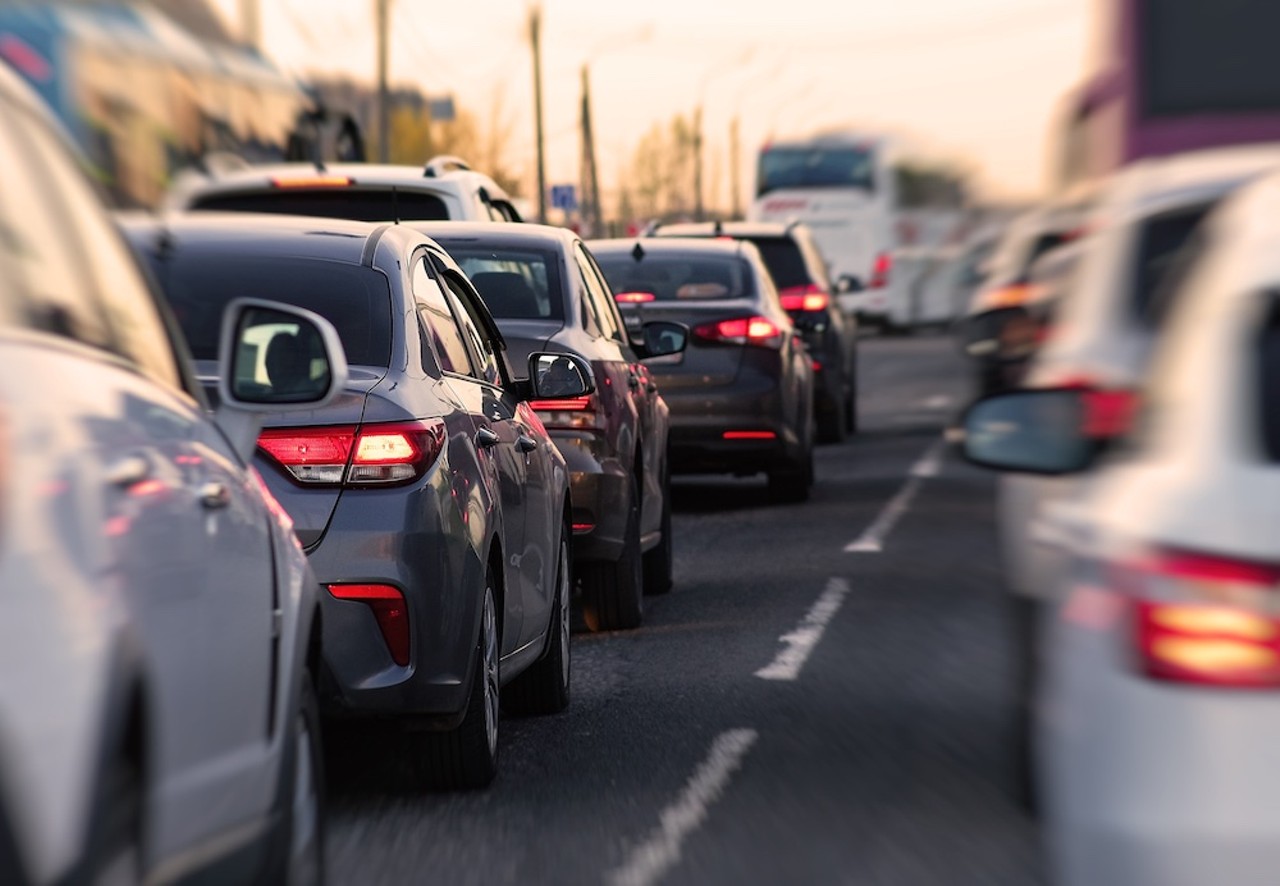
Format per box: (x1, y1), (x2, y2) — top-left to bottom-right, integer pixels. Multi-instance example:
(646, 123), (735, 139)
(846, 374), (858, 435)
(421, 579), (500, 789)
(642, 467), (674, 596)
(581, 479), (644, 630)
(503, 533), (571, 716)
(88, 758), (142, 886)
(266, 669), (325, 886)
(816, 389), (847, 444)
(768, 443), (813, 504)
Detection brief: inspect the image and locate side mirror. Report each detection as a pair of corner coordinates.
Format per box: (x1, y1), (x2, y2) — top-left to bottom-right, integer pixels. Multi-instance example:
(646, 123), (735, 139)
(214, 298), (349, 460)
(636, 320), (688, 359)
(527, 352), (596, 400)
(835, 275), (863, 294)
(960, 388), (1101, 475)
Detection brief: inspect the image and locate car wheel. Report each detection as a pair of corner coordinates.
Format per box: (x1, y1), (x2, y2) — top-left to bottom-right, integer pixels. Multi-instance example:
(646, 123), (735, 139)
(421, 579), (500, 789)
(642, 467), (674, 596)
(845, 375), (858, 435)
(503, 532), (572, 716)
(581, 478), (644, 630)
(266, 669), (325, 886)
(769, 421), (814, 504)
(88, 758), (141, 886)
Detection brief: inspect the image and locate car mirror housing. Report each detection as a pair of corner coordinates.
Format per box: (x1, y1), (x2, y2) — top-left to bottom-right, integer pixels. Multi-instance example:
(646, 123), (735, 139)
(214, 297), (349, 461)
(526, 352), (596, 400)
(960, 388), (1102, 475)
(638, 321), (688, 360)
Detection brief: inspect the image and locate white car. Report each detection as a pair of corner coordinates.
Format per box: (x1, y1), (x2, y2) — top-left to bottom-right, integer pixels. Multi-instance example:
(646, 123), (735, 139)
(168, 154), (524, 223)
(964, 167), (1280, 885)
(988, 146), (1280, 801)
(0, 63), (346, 884)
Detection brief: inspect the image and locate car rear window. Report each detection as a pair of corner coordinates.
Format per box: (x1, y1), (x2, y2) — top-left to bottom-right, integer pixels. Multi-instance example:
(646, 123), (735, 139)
(190, 188), (450, 222)
(1132, 203), (1215, 328)
(439, 244), (564, 321)
(143, 253), (393, 365)
(594, 253), (755, 301)
(747, 237), (812, 289)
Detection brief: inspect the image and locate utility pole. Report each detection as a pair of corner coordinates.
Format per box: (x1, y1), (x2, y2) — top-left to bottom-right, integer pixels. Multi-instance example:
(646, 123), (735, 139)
(375, 0), (390, 163)
(579, 65), (602, 237)
(693, 106), (704, 222)
(729, 115), (741, 219)
(239, 0), (260, 51)
(530, 5), (548, 224)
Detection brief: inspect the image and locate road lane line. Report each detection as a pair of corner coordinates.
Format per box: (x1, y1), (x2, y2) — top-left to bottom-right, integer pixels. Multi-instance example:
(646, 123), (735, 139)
(755, 578), (850, 681)
(608, 728), (759, 886)
(844, 440), (944, 553)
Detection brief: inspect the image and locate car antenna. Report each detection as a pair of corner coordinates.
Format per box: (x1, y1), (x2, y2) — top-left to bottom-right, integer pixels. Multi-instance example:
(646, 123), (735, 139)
(391, 184), (400, 224)
(631, 242), (644, 262)
(713, 218), (723, 236)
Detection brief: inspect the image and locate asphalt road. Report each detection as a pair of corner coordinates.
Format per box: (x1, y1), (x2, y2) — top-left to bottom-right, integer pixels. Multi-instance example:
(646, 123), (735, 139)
(324, 333), (1044, 886)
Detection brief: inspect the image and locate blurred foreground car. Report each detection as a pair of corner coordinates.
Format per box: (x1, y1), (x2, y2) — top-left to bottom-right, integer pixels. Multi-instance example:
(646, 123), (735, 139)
(123, 214), (584, 789)
(592, 238), (815, 503)
(0, 66), (341, 884)
(170, 154), (523, 222)
(963, 168), (1280, 885)
(649, 221), (859, 441)
(422, 222), (687, 630)
(990, 146), (1280, 805)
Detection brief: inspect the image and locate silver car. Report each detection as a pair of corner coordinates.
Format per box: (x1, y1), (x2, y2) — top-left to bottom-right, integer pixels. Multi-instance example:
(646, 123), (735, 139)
(0, 65), (343, 883)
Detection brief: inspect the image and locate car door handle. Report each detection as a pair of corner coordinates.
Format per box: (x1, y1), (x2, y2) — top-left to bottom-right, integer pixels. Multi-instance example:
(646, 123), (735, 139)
(476, 427), (501, 449)
(516, 434), (539, 453)
(105, 454), (151, 489)
(198, 481), (231, 510)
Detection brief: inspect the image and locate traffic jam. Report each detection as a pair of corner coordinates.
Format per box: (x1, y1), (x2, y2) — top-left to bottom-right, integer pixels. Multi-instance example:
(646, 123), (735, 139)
(2, 1), (1279, 884)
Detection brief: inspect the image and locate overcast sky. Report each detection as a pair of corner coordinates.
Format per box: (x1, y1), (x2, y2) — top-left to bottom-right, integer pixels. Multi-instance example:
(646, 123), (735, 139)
(210, 0), (1094, 204)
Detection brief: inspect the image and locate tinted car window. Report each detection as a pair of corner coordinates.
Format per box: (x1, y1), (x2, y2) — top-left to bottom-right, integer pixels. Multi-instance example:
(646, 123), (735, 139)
(757, 146), (875, 195)
(413, 258), (474, 376)
(191, 188), (450, 222)
(441, 270), (502, 387)
(595, 253), (755, 302)
(1132, 203), (1214, 327)
(748, 237), (813, 289)
(575, 244), (623, 341)
(444, 245), (564, 321)
(143, 253), (392, 365)
(1256, 295), (1280, 462)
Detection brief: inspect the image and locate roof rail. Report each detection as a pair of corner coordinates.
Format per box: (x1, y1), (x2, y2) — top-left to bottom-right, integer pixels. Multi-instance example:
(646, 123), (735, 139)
(423, 155), (473, 178)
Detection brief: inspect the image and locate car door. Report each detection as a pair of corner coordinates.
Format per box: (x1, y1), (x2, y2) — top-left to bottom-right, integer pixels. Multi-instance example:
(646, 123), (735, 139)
(1, 103), (278, 859)
(440, 262), (560, 652)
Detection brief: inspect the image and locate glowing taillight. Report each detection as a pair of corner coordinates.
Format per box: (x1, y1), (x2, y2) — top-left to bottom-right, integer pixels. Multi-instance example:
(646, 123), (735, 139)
(693, 315), (785, 348)
(258, 420), (445, 487)
(1116, 549), (1280, 688)
(722, 430), (777, 440)
(779, 284), (831, 312)
(328, 584), (410, 666)
(870, 252), (892, 289)
(530, 394), (603, 430)
(614, 291), (656, 304)
(270, 175), (353, 188)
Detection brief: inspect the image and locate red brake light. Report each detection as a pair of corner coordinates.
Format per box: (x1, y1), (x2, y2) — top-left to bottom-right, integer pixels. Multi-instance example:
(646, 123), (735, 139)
(270, 175), (354, 188)
(328, 584), (410, 666)
(870, 252), (892, 289)
(258, 420), (445, 487)
(693, 315), (785, 348)
(722, 430), (777, 440)
(614, 291), (656, 304)
(1117, 549), (1280, 688)
(529, 394), (603, 430)
(778, 284), (831, 312)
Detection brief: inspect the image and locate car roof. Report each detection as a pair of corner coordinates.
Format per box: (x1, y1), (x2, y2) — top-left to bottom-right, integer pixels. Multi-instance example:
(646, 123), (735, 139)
(117, 211), (417, 266)
(1103, 145), (1280, 221)
(589, 237), (753, 260)
(174, 162), (512, 199)
(410, 220), (577, 249)
(652, 221), (797, 240)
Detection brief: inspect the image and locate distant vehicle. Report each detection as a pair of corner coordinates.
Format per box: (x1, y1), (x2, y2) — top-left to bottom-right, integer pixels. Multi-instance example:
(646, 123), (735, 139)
(649, 221), (859, 442)
(170, 157), (523, 222)
(423, 222), (687, 630)
(592, 238), (816, 503)
(750, 132), (898, 327)
(963, 166), (1280, 886)
(0, 63), (338, 884)
(123, 213), (583, 790)
(978, 145), (1280, 812)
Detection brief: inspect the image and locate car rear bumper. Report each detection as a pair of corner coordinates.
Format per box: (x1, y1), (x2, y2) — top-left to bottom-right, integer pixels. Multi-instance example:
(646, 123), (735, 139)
(547, 430), (631, 564)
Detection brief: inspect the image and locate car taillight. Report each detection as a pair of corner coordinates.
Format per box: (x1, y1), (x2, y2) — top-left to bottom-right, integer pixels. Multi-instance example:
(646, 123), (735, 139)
(258, 420), (445, 487)
(270, 175), (353, 188)
(693, 315), (785, 348)
(722, 430), (777, 440)
(328, 584), (410, 666)
(614, 291), (656, 304)
(529, 394), (604, 430)
(870, 252), (892, 289)
(1048, 376), (1140, 440)
(1114, 549), (1280, 688)
(778, 284), (830, 312)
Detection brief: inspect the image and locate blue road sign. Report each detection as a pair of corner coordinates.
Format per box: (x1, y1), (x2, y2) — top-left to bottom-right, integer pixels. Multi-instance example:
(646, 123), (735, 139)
(550, 184), (577, 211)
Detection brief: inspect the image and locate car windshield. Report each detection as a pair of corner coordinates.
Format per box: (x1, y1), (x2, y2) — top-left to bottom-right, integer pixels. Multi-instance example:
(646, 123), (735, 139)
(441, 245), (564, 321)
(747, 237), (812, 289)
(757, 146), (876, 195)
(190, 188), (451, 222)
(142, 252), (393, 365)
(594, 253), (755, 301)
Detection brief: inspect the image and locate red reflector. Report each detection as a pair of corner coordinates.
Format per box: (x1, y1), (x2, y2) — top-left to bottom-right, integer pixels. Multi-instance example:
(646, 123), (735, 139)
(810, 359), (823, 372)
(529, 396), (594, 412)
(328, 584), (410, 666)
(271, 175), (354, 188)
(722, 430), (777, 440)
(572, 522), (595, 533)
(779, 285), (830, 312)
(614, 291), (656, 303)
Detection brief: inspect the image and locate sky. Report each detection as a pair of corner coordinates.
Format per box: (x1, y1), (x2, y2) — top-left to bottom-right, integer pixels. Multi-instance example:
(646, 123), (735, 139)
(209, 0), (1095, 206)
